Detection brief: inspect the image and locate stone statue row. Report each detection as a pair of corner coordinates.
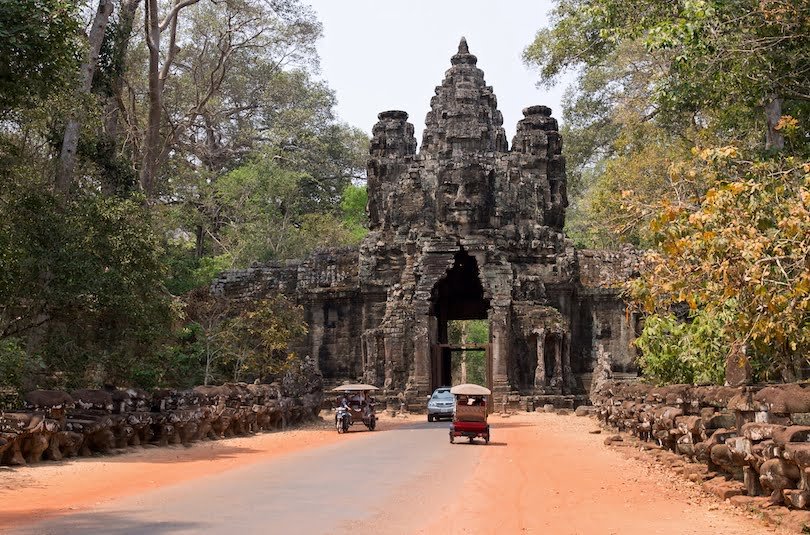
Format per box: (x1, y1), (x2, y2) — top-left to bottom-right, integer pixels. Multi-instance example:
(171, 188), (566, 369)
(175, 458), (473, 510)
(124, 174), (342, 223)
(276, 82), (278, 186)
(0, 381), (323, 466)
(593, 381), (810, 509)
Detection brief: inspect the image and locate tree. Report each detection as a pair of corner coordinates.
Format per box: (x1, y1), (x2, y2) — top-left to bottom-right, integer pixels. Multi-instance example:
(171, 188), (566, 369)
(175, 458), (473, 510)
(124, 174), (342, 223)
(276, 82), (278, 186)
(524, 0), (810, 149)
(628, 150), (809, 380)
(221, 296), (307, 382)
(212, 155), (362, 264)
(0, 177), (175, 388)
(340, 183), (369, 242)
(0, 0), (81, 114)
(133, 0), (322, 197)
(56, 0), (115, 193)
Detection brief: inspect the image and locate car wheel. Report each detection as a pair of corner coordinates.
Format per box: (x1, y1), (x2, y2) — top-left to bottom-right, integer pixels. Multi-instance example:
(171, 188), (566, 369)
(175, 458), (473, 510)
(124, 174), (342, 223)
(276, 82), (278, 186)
(428, 414), (434, 422)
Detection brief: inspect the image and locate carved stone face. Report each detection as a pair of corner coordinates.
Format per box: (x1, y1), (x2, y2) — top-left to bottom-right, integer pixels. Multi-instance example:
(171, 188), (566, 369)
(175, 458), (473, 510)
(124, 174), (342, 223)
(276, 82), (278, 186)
(437, 167), (488, 231)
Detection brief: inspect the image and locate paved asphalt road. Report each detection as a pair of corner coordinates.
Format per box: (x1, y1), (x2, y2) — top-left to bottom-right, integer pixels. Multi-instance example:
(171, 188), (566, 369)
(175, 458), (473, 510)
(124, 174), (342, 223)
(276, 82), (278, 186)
(10, 421), (484, 535)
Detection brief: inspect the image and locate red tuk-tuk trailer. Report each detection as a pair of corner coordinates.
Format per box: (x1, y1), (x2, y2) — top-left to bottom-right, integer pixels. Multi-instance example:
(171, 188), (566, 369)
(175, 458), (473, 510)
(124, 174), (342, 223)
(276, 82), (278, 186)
(449, 383), (491, 444)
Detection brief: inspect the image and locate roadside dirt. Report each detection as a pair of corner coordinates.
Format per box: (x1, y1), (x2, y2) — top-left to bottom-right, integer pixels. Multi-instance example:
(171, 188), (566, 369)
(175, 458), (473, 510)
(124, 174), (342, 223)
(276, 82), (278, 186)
(1, 411), (785, 534)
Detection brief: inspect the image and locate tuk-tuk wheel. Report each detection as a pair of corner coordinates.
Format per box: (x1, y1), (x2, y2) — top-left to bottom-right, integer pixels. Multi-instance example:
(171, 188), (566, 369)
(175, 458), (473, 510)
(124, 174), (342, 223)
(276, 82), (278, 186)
(485, 436), (489, 444)
(468, 436), (474, 444)
(367, 416), (376, 431)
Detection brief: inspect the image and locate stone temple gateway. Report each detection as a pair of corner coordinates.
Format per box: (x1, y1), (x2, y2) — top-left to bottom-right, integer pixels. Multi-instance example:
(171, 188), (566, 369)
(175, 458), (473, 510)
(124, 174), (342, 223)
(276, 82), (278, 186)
(212, 39), (640, 408)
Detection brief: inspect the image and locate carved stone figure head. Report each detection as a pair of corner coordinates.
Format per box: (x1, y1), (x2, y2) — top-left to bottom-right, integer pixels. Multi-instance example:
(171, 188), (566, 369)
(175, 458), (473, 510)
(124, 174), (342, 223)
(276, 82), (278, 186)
(437, 166), (491, 232)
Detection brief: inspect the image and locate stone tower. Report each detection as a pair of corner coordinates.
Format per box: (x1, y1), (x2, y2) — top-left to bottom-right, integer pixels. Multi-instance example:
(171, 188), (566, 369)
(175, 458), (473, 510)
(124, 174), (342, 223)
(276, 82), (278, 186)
(213, 39), (640, 407)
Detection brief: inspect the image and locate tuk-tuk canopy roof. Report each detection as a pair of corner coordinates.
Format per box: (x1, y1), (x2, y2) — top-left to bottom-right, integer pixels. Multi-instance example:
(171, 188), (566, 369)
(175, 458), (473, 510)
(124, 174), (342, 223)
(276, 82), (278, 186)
(330, 383), (379, 392)
(450, 383), (491, 396)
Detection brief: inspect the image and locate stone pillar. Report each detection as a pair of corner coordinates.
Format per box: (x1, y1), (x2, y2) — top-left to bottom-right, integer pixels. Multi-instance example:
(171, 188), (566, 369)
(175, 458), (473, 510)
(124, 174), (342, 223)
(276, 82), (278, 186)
(562, 333), (572, 394)
(411, 315), (431, 396)
(309, 306), (324, 372)
(533, 328), (546, 389)
(553, 334), (563, 390)
(489, 306), (510, 394)
(383, 335), (399, 391)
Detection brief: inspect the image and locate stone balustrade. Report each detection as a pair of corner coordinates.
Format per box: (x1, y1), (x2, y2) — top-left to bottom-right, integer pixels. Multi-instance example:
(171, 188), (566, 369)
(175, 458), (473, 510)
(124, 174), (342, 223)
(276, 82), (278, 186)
(0, 383), (322, 466)
(592, 381), (810, 508)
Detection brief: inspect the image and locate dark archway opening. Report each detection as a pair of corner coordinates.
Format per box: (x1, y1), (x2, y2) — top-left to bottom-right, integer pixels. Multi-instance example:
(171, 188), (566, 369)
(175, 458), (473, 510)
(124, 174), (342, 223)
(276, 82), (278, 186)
(429, 250), (491, 392)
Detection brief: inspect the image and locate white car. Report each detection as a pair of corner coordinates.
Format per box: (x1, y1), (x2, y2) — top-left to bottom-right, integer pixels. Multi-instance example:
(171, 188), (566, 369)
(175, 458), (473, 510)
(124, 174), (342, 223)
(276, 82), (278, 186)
(427, 387), (454, 422)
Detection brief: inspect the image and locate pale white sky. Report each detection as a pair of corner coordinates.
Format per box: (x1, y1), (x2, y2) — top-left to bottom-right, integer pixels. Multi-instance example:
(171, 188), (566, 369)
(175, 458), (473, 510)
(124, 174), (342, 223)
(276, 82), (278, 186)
(304, 0), (572, 143)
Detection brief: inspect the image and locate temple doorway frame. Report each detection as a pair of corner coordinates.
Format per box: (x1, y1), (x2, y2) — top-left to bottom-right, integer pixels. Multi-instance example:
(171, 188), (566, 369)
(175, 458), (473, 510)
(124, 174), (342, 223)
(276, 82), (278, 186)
(430, 342), (493, 413)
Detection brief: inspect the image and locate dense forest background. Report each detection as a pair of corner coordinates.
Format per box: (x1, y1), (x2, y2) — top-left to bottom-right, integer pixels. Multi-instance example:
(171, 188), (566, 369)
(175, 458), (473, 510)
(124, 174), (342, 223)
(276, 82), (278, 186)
(0, 0), (368, 392)
(0, 0), (807, 393)
(525, 0), (809, 383)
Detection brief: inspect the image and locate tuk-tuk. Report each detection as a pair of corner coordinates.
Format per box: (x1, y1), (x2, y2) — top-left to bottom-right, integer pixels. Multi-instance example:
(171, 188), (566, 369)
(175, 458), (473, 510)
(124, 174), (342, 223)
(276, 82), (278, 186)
(449, 383), (490, 444)
(331, 384), (378, 433)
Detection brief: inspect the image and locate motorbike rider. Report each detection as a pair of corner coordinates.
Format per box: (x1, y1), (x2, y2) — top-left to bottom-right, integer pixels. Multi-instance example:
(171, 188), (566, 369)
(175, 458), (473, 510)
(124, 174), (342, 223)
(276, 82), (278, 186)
(337, 394), (352, 427)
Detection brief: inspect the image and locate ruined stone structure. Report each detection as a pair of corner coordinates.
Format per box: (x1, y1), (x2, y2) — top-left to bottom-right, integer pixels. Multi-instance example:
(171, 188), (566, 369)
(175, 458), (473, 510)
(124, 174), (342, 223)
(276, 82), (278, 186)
(212, 39), (640, 407)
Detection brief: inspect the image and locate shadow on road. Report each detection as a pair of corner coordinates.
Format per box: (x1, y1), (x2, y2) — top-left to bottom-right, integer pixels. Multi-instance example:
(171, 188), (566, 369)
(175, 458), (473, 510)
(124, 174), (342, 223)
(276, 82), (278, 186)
(488, 421), (535, 429)
(11, 510), (204, 535)
(449, 441), (508, 447)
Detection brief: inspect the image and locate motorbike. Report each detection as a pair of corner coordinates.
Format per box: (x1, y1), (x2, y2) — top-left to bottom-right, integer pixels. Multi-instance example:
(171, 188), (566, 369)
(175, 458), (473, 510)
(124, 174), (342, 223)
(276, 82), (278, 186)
(335, 405), (351, 433)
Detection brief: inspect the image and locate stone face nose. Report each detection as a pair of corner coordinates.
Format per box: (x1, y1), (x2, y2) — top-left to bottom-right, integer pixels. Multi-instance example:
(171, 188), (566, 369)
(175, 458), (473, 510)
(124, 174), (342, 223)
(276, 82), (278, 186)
(453, 183), (471, 207)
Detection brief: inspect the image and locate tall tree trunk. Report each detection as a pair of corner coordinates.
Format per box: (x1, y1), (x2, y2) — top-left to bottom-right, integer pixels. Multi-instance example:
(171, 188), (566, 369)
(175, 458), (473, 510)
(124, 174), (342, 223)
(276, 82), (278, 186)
(140, 0), (161, 197)
(765, 94), (785, 151)
(55, 0), (114, 194)
(140, 0), (200, 198)
(141, 0), (162, 198)
(102, 0), (141, 195)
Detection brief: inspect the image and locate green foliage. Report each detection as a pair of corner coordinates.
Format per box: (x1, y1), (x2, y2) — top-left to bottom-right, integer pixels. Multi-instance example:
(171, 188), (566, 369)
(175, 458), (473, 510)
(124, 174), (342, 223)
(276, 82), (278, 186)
(0, 0), (369, 393)
(0, 337), (28, 390)
(525, 0), (810, 122)
(629, 152), (810, 380)
(212, 155), (362, 265)
(635, 304), (738, 385)
(448, 320), (489, 386)
(0, 0), (81, 113)
(340, 184), (369, 242)
(0, 180), (174, 388)
(526, 0), (810, 249)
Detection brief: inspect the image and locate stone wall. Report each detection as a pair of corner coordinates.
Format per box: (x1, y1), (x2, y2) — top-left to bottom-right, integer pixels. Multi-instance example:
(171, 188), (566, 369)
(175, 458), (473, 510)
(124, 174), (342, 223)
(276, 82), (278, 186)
(593, 380), (810, 509)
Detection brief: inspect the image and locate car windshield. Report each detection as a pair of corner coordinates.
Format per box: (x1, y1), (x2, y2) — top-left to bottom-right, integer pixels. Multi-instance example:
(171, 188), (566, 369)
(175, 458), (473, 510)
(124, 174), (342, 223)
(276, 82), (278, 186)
(431, 390), (452, 400)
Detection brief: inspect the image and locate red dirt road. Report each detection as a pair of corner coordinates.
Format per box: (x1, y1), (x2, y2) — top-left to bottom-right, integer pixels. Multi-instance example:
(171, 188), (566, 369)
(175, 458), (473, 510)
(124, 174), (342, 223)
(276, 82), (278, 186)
(419, 413), (774, 535)
(1, 412), (778, 534)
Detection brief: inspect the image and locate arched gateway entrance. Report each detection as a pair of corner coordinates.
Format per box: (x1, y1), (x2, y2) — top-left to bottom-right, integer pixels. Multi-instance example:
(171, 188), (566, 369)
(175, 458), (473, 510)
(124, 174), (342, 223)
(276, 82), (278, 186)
(429, 250), (493, 400)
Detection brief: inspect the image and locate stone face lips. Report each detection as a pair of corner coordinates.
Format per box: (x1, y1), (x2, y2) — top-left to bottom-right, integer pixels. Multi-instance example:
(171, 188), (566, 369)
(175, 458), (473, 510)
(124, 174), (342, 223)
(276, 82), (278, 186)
(212, 39), (640, 403)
